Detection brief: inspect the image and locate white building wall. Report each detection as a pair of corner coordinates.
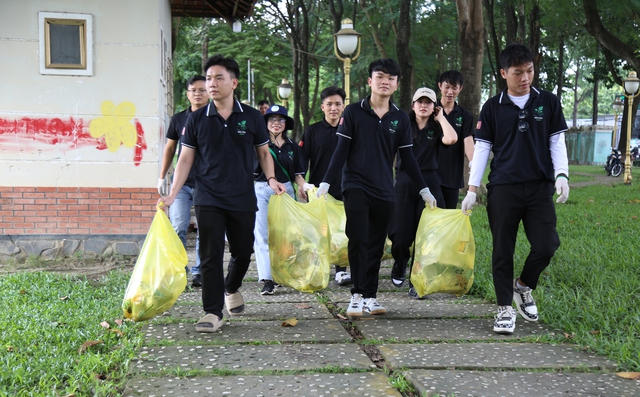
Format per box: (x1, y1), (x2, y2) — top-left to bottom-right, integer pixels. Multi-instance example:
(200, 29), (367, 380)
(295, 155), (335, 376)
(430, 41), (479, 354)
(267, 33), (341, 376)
(0, 0), (170, 188)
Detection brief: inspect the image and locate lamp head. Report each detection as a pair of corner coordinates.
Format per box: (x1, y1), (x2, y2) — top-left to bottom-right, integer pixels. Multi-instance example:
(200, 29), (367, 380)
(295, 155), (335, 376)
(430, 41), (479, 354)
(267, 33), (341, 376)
(623, 71), (640, 96)
(612, 99), (624, 113)
(333, 18), (361, 56)
(277, 78), (293, 99)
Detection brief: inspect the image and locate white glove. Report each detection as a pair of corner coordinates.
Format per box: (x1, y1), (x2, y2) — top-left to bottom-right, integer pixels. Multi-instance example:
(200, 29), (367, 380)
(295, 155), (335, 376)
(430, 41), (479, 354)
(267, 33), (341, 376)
(419, 187), (436, 209)
(461, 191), (477, 215)
(303, 183), (316, 191)
(316, 182), (330, 198)
(555, 177), (569, 203)
(157, 178), (168, 196)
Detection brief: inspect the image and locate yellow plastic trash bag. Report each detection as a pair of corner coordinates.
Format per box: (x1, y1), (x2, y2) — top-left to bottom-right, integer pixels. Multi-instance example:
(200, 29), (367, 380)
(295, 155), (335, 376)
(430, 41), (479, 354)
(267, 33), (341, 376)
(268, 193), (331, 293)
(410, 208), (475, 297)
(381, 237), (393, 261)
(308, 191), (349, 267)
(122, 205), (188, 321)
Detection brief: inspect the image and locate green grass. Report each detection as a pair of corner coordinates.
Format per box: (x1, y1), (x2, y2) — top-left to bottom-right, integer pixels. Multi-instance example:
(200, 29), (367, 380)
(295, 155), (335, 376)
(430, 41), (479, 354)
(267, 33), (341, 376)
(1, 165), (639, 396)
(468, 165), (640, 370)
(0, 271), (143, 396)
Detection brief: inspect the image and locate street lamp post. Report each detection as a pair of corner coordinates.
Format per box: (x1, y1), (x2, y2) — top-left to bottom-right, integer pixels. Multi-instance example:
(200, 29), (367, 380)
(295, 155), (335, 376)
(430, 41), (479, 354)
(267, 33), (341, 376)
(622, 71), (640, 185)
(333, 19), (361, 105)
(277, 78), (293, 109)
(611, 98), (623, 149)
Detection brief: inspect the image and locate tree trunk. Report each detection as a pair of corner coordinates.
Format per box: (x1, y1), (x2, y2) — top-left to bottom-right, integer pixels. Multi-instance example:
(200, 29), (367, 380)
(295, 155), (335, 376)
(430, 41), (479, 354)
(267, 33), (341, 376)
(359, 0), (388, 58)
(592, 56), (599, 125)
(456, 0), (484, 119)
(572, 63), (580, 128)
(556, 36), (565, 103)
(528, 1), (541, 87)
(396, 0), (413, 110)
(483, 0), (506, 92)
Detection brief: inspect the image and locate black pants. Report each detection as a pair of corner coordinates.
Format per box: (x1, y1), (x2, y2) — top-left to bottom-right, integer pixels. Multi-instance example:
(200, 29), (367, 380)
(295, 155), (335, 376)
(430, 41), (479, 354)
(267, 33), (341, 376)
(389, 171), (445, 278)
(486, 181), (560, 306)
(343, 188), (394, 298)
(441, 186), (460, 209)
(195, 205), (255, 319)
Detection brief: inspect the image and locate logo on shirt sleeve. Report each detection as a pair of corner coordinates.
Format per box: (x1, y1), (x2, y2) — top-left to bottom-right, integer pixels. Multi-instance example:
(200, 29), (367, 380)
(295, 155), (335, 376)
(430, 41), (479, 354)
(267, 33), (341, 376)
(181, 127), (186, 135)
(299, 140), (304, 147)
(339, 117), (344, 125)
(476, 121), (482, 129)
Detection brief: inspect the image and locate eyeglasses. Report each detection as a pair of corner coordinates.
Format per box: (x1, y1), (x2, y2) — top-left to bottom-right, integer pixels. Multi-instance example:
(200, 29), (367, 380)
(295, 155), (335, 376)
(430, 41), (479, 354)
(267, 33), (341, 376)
(518, 109), (529, 132)
(188, 89), (207, 94)
(268, 117), (287, 124)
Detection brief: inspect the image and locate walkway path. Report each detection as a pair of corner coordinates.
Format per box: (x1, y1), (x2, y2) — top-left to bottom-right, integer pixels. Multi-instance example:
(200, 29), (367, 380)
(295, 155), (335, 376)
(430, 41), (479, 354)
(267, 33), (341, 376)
(122, 238), (639, 396)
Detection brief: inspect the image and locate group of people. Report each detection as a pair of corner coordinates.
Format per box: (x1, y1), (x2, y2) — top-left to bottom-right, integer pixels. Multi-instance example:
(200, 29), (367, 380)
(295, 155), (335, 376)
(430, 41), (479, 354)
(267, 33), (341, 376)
(158, 43), (570, 336)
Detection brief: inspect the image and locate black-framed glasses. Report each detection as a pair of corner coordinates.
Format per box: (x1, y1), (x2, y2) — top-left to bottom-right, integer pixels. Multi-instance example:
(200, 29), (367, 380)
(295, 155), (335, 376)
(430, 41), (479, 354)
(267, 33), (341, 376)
(518, 109), (529, 132)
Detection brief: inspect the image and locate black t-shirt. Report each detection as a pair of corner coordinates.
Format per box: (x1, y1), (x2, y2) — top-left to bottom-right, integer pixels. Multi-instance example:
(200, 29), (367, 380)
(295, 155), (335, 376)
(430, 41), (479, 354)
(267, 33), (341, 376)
(436, 101), (474, 188)
(299, 119), (343, 199)
(182, 100), (269, 210)
(166, 107), (196, 187)
(255, 136), (305, 183)
(396, 118), (443, 173)
(476, 87), (568, 185)
(336, 96), (413, 201)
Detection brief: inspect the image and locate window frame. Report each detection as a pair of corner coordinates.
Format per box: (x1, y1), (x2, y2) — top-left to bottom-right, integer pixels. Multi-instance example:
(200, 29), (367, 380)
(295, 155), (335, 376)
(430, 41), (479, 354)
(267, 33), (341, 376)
(39, 12), (93, 76)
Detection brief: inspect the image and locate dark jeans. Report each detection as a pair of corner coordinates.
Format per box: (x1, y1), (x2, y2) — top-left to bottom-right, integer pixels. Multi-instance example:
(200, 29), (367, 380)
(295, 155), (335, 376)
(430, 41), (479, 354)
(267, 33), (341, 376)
(343, 188), (394, 299)
(195, 205), (255, 319)
(441, 186), (460, 209)
(486, 181), (560, 306)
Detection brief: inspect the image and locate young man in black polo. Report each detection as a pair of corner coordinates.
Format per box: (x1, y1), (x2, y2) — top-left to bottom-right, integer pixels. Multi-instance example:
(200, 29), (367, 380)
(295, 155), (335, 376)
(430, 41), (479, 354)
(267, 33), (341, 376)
(436, 70), (475, 209)
(159, 54), (285, 333)
(461, 44), (569, 334)
(317, 58), (436, 316)
(298, 86), (352, 286)
(158, 75), (208, 287)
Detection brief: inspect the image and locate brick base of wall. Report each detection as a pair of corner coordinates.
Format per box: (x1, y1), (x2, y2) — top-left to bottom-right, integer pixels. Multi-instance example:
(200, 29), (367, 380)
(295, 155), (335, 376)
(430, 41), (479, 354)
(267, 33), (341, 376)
(0, 187), (157, 260)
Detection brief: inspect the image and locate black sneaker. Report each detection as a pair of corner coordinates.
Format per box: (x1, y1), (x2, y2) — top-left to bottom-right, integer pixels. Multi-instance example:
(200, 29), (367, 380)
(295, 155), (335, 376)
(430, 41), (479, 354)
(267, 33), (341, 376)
(261, 279), (275, 295)
(391, 260), (408, 288)
(408, 286), (425, 300)
(192, 274), (202, 287)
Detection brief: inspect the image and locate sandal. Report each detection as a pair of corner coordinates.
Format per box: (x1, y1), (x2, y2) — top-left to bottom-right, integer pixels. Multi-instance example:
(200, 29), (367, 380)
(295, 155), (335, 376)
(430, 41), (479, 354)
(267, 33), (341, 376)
(224, 290), (245, 315)
(195, 313), (223, 333)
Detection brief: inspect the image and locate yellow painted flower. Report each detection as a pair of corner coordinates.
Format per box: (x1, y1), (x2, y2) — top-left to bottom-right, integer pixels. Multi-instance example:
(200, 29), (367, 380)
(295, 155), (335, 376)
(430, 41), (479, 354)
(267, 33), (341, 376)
(90, 101), (137, 152)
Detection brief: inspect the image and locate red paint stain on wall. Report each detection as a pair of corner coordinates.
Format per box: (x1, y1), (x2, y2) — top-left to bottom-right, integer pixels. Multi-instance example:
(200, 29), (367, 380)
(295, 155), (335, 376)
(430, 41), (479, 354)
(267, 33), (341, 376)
(0, 117), (102, 150)
(0, 116), (146, 165)
(134, 119), (147, 166)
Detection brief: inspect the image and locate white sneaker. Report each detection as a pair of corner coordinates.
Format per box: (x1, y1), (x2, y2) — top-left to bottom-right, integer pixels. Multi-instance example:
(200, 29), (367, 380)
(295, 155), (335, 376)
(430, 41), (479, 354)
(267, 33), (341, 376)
(335, 271), (352, 286)
(493, 306), (516, 334)
(346, 293), (365, 317)
(364, 298), (386, 315)
(513, 279), (538, 322)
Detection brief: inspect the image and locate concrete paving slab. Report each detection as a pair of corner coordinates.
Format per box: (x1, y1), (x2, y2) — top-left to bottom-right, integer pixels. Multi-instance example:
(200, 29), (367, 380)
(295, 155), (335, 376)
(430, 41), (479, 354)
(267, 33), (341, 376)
(123, 372), (403, 397)
(177, 283), (319, 304)
(327, 298), (494, 320)
(356, 319), (555, 341)
(157, 301), (333, 322)
(405, 369), (640, 397)
(129, 343), (374, 374)
(143, 319), (351, 345)
(379, 343), (617, 370)
(323, 291), (460, 304)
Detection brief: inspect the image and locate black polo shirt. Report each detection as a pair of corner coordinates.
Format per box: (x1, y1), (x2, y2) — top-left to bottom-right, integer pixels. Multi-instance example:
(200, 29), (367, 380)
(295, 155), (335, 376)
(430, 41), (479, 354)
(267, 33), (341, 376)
(436, 100), (474, 188)
(476, 87), (567, 185)
(182, 100), (269, 210)
(255, 136), (305, 183)
(337, 96), (413, 201)
(299, 119), (343, 199)
(396, 118), (443, 173)
(166, 107), (196, 188)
